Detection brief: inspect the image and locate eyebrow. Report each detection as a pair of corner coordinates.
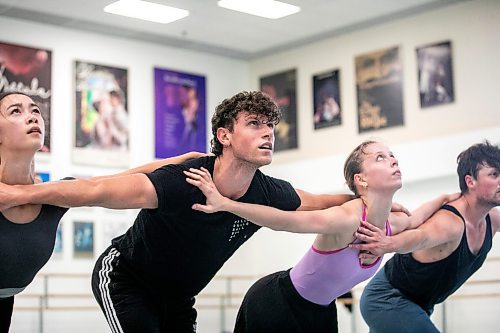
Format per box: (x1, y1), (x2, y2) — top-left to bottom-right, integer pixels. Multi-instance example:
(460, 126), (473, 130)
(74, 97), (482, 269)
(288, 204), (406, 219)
(242, 114), (262, 122)
(367, 150), (387, 155)
(7, 103), (39, 108)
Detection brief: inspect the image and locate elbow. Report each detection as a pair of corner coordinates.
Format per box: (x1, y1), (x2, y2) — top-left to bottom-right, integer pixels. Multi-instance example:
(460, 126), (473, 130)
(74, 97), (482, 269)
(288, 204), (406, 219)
(84, 180), (107, 207)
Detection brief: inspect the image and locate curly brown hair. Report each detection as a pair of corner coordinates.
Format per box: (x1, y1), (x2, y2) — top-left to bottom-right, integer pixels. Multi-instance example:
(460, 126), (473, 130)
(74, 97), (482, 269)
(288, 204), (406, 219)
(210, 91), (281, 156)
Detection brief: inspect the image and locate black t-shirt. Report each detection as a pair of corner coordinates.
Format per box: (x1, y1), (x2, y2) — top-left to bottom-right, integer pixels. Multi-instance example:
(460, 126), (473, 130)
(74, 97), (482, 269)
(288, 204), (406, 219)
(0, 204), (68, 291)
(385, 205), (493, 311)
(112, 156), (301, 297)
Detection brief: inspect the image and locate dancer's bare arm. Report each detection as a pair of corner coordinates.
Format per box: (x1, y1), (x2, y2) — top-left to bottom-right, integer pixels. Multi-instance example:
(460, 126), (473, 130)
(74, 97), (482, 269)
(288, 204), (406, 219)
(387, 193), (461, 234)
(94, 151), (205, 179)
(295, 189), (353, 210)
(185, 167), (356, 234)
(1, 174), (157, 210)
(0, 152), (205, 210)
(350, 204), (463, 256)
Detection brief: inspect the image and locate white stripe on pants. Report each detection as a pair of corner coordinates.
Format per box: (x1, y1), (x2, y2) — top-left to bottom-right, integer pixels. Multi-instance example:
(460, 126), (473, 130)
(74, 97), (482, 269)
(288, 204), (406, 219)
(98, 248), (124, 333)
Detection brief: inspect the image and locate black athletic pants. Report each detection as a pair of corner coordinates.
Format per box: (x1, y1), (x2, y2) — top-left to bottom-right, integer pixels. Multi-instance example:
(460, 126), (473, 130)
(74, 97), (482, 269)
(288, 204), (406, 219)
(0, 296), (14, 333)
(91, 246), (197, 333)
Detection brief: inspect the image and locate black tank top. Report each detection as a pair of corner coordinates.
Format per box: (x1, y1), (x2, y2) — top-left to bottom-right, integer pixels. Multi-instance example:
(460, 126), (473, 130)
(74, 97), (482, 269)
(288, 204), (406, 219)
(0, 204), (68, 292)
(385, 205), (492, 311)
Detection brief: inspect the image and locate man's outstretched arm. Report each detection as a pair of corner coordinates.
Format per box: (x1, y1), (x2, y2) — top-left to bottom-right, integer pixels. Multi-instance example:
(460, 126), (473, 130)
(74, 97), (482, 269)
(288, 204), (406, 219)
(96, 151), (205, 179)
(351, 209), (463, 256)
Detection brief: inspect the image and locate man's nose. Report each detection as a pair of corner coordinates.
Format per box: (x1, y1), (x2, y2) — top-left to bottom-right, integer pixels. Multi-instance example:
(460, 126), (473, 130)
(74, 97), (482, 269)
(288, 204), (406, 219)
(263, 126), (274, 138)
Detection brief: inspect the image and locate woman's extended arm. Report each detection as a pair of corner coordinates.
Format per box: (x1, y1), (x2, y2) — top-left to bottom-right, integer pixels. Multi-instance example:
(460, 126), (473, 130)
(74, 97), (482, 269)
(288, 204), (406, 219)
(184, 167), (355, 234)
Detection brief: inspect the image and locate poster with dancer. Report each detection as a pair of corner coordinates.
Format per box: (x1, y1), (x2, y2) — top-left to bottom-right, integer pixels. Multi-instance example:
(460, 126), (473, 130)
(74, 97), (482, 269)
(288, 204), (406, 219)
(74, 61), (129, 167)
(73, 221), (94, 258)
(355, 46), (404, 133)
(417, 41), (454, 108)
(154, 68), (206, 158)
(313, 69), (341, 130)
(0, 41), (52, 153)
(260, 69), (297, 152)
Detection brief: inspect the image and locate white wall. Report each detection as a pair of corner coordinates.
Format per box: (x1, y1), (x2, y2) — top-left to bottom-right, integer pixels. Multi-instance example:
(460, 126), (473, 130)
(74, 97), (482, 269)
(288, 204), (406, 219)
(3, 0), (500, 332)
(250, 0), (500, 166)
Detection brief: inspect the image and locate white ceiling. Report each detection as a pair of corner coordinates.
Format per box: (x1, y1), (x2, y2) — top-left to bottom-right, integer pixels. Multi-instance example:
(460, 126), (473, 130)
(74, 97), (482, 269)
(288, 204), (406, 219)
(0, 0), (469, 59)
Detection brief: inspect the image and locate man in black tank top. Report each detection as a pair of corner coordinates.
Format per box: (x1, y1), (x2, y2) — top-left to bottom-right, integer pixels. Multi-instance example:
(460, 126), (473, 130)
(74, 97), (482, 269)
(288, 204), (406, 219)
(0, 91), (354, 333)
(353, 141), (500, 333)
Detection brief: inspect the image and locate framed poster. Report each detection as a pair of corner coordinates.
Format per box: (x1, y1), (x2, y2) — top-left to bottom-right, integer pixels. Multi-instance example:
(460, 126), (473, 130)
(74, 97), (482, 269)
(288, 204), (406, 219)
(260, 69), (297, 152)
(53, 223), (63, 256)
(313, 69), (341, 130)
(355, 46), (404, 133)
(417, 40), (454, 108)
(102, 219), (133, 248)
(74, 61), (129, 167)
(36, 172), (50, 182)
(73, 221), (94, 258)
(0, 41), (52, 153)
(154, 68), (206, 158)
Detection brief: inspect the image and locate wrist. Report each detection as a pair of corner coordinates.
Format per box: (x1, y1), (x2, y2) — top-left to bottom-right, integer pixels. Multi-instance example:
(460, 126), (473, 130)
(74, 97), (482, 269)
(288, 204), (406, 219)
(388, 237), (400, 253)
(221, 197), (233, 212)
(13, 185), (28, 206)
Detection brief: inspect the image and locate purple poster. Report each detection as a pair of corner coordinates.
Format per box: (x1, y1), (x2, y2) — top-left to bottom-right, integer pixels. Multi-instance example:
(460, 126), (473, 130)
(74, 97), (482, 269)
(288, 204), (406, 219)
(154, 68), (206, 158)
(0, 41), (52, 152)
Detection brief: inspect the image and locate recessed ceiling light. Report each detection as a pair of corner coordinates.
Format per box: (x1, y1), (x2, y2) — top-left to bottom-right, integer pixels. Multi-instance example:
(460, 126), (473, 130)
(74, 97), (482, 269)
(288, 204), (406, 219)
(217, 0), (300, 19)
(104, 0), (189, 24)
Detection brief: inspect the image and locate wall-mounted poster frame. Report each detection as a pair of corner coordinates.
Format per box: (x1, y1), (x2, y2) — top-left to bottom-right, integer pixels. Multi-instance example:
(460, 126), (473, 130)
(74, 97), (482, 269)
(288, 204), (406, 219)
(73, 221), (94, 259)
(74, 61), (129, 167)
(0, 41), (52, 154)
(355, 46), (404, 133)
(101, 219), (133, 249)
(260, 69), (298, 152)
(53, 222), (63, 257)
(417, 40), (455, 108)
(154, 67), (207, 158)
(313, 69), (341, 130)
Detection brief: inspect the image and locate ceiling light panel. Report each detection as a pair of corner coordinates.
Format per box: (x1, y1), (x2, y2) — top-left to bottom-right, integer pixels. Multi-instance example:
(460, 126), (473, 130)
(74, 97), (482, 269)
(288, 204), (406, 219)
(217, 0), (300, 19)
(104, 0), (189, 24)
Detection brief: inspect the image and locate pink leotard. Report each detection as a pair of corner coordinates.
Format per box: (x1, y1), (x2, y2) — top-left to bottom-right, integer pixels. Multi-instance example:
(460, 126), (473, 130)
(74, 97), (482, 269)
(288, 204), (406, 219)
(289, 204), (392, 305)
